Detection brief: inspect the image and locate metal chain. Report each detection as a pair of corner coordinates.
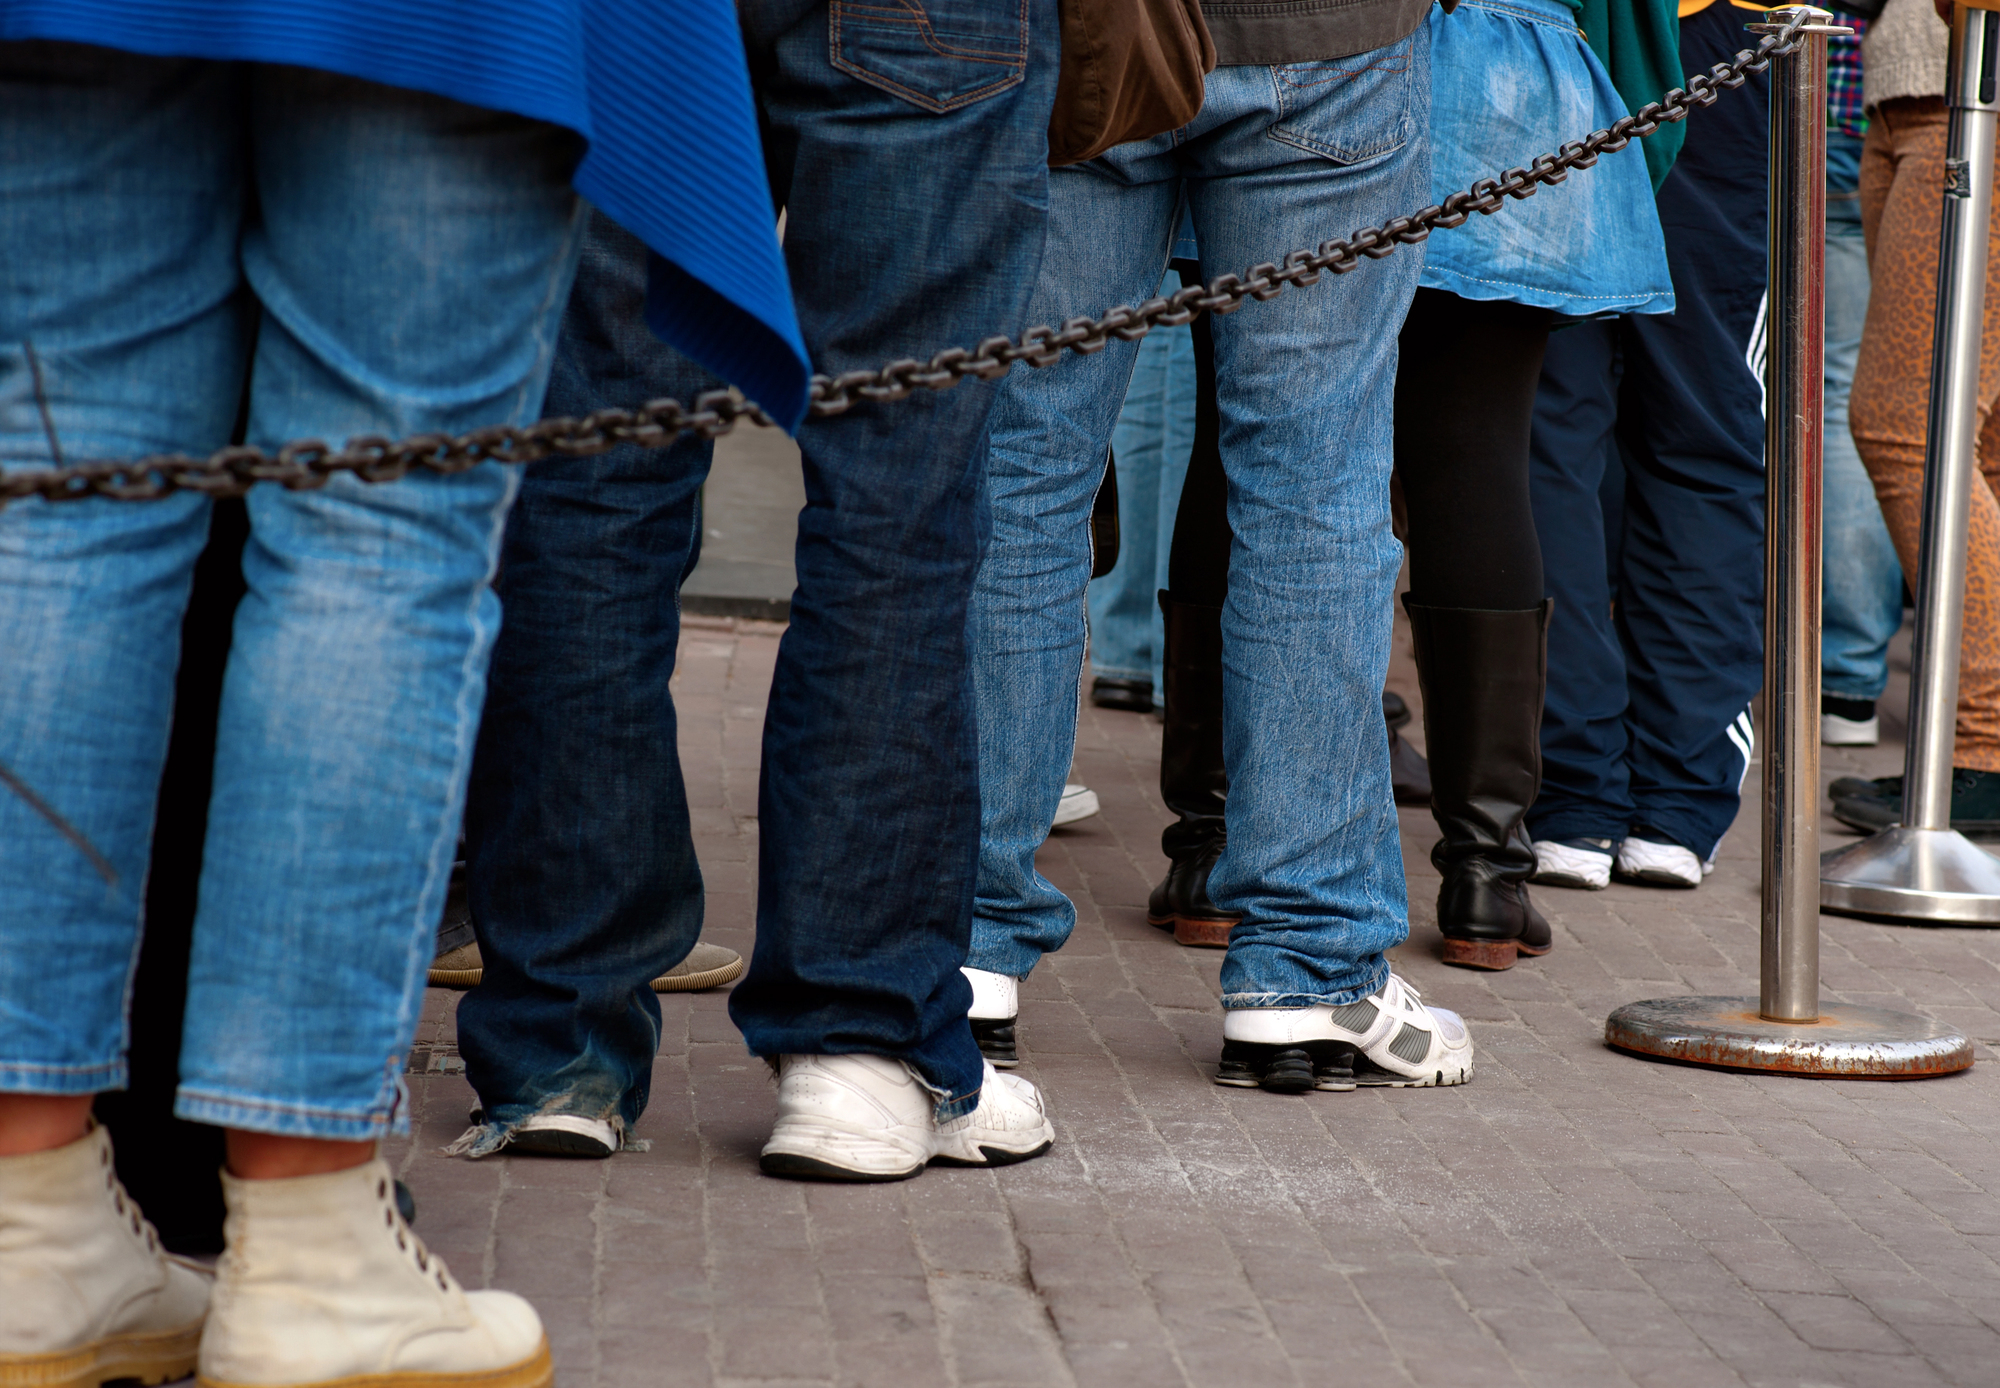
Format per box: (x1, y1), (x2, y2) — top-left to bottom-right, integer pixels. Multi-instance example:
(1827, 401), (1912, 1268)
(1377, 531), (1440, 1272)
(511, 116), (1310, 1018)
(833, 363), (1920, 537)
(0, 12), (1805, 511)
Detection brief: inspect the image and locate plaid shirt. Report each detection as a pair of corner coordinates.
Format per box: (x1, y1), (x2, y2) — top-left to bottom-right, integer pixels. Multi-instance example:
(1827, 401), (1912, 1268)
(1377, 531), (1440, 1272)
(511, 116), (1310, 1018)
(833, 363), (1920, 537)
(1829, 19), (1868, 138)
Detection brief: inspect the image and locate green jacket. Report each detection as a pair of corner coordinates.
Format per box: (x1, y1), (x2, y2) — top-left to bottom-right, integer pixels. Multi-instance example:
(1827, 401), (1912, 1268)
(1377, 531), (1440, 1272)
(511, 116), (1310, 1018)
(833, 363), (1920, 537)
(1562, 0), (1686, 188)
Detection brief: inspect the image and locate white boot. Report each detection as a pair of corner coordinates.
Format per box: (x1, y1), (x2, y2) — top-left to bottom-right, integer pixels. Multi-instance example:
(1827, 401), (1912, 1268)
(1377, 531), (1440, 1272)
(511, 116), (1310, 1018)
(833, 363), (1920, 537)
(0, 1125), (210, 1388)
(198, 1157), (549, 1388)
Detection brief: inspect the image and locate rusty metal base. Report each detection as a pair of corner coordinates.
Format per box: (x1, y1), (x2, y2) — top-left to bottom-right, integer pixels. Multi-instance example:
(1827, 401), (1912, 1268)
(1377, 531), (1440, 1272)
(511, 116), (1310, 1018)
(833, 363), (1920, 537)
(1605, 997), (1974, 1077)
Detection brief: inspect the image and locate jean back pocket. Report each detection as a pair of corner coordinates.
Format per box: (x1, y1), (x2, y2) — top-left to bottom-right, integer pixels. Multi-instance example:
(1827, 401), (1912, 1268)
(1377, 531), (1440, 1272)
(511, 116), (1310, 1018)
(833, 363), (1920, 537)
(1267, 36), (1416, 166)
(831, 0), (1029, 112)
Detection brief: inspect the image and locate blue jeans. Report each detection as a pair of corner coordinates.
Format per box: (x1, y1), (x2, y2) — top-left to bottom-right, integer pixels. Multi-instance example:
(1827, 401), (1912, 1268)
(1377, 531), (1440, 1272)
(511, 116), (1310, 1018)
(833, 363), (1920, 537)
(1821, 189), (1901, 703)
(1086, 268), (1196, 695)
(968, 40), (1430, 1005)
(456, 0), (1060, 1141)
(0, 44), (585, 1139)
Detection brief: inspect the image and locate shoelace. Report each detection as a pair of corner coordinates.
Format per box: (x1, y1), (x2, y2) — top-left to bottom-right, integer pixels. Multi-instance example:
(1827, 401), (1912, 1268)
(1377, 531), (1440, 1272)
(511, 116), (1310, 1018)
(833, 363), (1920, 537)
(377, 1176), (453, 1294)
(100, 1139), (161, 1254)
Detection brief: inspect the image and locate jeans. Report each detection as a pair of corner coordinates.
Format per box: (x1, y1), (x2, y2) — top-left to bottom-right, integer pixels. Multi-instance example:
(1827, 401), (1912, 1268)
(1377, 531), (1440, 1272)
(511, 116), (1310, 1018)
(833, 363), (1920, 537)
(1526, 4), (1769, 860)
(968, 38), (1430, 1004)
(1086, 268), (1196, 695)
(456, 0), (1060, 1142)
(1821, 188), (1900, 703)
(0, 44), (584, 1138)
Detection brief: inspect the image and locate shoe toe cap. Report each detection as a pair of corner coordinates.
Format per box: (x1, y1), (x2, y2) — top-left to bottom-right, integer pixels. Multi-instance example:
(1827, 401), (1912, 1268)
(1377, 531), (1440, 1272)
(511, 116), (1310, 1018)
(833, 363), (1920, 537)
(462, 1289), (548, 1365)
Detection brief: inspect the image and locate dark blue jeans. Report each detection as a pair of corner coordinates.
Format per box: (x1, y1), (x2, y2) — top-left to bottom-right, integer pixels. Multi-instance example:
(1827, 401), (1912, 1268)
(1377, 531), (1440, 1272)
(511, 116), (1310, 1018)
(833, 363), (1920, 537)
(1524, 3), (1769, 862)
(455, 0), (1058, 1147)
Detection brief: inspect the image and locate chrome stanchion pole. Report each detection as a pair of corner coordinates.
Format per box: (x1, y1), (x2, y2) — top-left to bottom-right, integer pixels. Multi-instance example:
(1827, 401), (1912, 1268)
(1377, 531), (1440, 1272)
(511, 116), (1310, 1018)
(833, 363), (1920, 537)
(1821, 1), (2000, 923)
(1607, 8), (1974, 1076)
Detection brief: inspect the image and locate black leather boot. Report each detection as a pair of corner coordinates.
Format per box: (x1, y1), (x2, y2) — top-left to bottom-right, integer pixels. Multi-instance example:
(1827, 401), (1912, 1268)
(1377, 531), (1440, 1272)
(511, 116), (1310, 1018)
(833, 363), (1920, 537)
(1403, 599), (1554, 971)
(1145, 591), (1239, 947)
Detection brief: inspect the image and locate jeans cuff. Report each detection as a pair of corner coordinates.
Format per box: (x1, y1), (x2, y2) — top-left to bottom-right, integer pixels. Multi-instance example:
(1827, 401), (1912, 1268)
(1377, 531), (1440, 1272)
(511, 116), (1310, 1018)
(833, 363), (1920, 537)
(0, 1060), (126, 1095)
(174, 1086), (402, 1141)
(1221, 958), (1389, 1011)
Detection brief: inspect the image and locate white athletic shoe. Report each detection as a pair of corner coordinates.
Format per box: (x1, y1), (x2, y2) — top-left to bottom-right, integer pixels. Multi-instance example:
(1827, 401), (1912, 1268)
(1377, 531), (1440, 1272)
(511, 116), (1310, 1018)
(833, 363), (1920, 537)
(1614, 833), (1712, 889)
(1821, 711), (1880, 746)
(963, 966), (1021, 1068)
(760, 1055), (1053, 1181)
(1053, 784), (1101, 828)
(202, 1158), (550, 1388)
(1217, 972), (1473, 1093)
(1531, 837), (1615, 890)
(0, 1126), (211, 1388)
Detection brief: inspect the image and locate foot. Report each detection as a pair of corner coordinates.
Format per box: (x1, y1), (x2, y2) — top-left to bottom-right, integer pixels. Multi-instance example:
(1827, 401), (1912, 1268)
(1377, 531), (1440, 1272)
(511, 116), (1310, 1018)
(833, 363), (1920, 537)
(200, 1158), (549, 1388)
(1052, 784), (1101, 829)
(1832, 767), (2000, 835)
(759, 1056), (1053, 1181)
(1531, 837), (1615, 891)
(1146, 838), (1240, 948)
(1090, 677), (1154, 713)
(1215, 972), (1473, 1094)
(426, 939), (744, 993)
(1614, 830), (1712, 889)
(0, 1126), (210, 1388)
(963, 967), (1020, 1068)
(1821, 695), (1879, 747)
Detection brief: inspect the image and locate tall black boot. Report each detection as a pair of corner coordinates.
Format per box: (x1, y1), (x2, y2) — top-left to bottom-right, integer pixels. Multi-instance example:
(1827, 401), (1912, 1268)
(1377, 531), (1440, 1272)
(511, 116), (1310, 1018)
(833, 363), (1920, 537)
(1403, 599), (1554, 971)
(1145, 591), (1239, 947)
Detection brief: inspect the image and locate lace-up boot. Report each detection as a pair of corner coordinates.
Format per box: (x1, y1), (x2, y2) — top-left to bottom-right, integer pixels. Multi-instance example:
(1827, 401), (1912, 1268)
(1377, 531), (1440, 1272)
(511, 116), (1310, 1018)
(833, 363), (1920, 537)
(198, 1158), (549, 1388)
(0, 1125), (210, 1388)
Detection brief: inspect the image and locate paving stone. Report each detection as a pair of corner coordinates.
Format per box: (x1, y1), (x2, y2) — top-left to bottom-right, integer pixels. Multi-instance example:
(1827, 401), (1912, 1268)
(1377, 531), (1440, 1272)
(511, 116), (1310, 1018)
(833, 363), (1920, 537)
(378, 615), (2000, 1386)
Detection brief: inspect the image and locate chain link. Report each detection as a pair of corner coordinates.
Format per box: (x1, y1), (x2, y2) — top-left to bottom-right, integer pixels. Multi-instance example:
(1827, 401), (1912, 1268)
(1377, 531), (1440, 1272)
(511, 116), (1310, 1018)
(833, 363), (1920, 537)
(0, 13), (1804, 511)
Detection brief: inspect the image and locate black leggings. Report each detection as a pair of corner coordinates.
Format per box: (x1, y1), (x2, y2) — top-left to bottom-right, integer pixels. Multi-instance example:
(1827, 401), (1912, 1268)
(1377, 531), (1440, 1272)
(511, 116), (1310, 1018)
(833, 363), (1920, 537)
(1168, 287), (1552, 611)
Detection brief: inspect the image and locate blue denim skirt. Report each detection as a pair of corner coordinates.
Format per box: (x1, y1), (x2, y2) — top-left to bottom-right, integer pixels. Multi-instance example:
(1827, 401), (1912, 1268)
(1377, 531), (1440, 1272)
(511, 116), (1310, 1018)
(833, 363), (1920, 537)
(1420, 0), (1674, 316)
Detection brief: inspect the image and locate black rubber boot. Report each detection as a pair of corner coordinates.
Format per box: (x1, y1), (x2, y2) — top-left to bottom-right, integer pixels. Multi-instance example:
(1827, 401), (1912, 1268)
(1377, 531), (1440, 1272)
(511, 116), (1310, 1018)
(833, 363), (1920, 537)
(1145, 591), (1239, 947)
(1404, 599), (1554, 971)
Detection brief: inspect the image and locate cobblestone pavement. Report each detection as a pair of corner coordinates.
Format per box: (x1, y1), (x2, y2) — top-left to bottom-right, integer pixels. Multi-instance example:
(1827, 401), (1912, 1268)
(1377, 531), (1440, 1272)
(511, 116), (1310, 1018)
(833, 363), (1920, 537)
(394, 613), (2000, 1388)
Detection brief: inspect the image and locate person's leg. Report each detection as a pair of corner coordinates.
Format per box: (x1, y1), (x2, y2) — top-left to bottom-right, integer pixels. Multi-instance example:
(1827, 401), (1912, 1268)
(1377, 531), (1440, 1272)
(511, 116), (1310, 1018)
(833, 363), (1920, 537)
(1393, 288), (1554, 968)
(728, 0), (1061, 1170)
(168, 67), (583, 1385)
(451, 214), (714, 1160)
(1852, 98), (2000, 785)
(0, 40), (248, 1385)
(1605, 5), (1769, 876)
(1525, 317), (1632, 883)
(1819, 179), (1900, 740)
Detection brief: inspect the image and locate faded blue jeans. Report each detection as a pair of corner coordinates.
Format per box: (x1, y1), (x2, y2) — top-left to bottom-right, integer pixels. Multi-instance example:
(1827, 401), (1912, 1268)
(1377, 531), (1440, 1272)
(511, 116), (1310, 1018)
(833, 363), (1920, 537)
(1821, 181), (1902, 703)
(455, 0), (1061, 1144)
(1088, 265), (1198, 700)
(969, 39), (1429, 1005)
(0, 44), (584, 1138)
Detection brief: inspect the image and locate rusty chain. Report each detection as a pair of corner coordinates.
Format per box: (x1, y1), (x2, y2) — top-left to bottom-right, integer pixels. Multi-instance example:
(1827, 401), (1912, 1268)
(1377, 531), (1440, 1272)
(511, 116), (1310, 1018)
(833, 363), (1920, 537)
(0, 11), (1805, 511)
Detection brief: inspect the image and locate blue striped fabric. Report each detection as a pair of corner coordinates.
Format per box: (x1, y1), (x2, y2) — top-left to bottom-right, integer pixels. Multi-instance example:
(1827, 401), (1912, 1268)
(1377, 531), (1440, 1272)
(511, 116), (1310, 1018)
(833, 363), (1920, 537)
(0, 0), (812, 428)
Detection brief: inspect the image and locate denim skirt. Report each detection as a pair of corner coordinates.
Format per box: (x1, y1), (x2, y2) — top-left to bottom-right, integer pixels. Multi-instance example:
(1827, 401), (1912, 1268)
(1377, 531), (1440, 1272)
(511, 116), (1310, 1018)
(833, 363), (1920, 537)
(1420, 0), (1675, 316)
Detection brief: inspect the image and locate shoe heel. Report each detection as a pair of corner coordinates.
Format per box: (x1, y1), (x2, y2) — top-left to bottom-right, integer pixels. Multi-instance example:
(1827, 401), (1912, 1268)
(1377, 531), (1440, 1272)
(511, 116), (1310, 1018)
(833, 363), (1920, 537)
(970, 1017), (1018, 1068)
(1440, 937), (1519, 972)
(1215, 1040), (1357, 1093)
(1173, 916), (1236, 948)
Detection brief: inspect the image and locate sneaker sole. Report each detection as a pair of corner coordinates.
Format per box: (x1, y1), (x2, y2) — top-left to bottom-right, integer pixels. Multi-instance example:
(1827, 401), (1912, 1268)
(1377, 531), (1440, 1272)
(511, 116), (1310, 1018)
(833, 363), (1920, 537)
(759, 1151), (926, 1182)
(972, 1016), (1019, 1068)
(1530, 869), (1607, 891)
(1214, 1040), (1358, 1093)
(3, 1320), (203, 1388)
(931, 1136), (1055, 1168)
(1613, 867), (1700, 890)
(506, 1128), (617, 1159)
(199, 1339), (553, 1388)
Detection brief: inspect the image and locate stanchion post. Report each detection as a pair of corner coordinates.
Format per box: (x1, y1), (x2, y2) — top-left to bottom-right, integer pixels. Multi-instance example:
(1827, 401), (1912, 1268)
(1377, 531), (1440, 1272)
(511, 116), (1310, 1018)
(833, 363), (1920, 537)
(1762, 16), (1826, 1022)
(1605, 8), (1975, 1076)
(1819, 2), (2000, 922)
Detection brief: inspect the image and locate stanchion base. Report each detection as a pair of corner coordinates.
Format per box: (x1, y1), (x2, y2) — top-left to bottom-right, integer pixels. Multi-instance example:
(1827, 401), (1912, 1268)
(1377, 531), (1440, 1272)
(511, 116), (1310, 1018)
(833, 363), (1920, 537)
(1605, 997), (1973, 1076)
(1820, 826), (2000, 923)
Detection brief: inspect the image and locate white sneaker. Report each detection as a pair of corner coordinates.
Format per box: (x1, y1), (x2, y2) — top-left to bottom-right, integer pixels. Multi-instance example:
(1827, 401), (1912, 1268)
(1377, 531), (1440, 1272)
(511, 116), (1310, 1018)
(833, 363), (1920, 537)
(507, 1114), (621, 1158)
(1821, 711), (1880, 746)
(963, 966), (1021, 1069)
(1052, 783), (1100, 828)
(0, 1125), (210, 1388)
(1531, 837), (1615, 890)
(1217, 972), (1473, 1093)
(760, 1055), (1053, 1181)
(1614, 833), (1711, 889)
(200, 1157), (550, 1388)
